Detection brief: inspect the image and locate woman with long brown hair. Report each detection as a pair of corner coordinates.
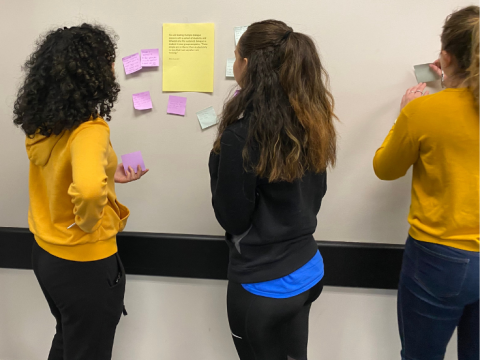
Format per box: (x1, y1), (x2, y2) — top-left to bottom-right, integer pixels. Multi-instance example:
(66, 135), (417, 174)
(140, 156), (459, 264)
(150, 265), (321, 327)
(374, 6), (479, 360)
(209, 20), (336, 360)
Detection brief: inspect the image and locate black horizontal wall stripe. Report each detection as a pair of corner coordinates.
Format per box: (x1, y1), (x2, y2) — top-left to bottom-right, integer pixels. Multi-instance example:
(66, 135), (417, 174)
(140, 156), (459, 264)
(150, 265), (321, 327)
(0, 227), (404, 290)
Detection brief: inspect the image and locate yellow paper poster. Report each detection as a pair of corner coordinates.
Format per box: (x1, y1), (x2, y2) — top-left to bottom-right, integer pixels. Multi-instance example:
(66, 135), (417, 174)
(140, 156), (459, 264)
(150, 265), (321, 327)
(163, 23), (215, 92)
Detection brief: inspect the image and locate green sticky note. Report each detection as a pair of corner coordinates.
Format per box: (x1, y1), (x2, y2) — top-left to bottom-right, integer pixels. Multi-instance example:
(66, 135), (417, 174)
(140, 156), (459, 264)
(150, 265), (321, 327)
(196, 106), (218, 130)
(414, 63), (441, 83)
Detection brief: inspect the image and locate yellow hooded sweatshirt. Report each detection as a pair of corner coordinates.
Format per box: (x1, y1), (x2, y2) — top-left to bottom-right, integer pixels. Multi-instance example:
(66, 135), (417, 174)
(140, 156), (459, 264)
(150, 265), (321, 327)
(26, 118), (130, 261)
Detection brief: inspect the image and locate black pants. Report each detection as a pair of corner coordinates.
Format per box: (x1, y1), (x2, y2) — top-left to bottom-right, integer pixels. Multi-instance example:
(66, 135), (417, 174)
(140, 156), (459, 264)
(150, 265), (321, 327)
(227, 279), (324, 360)
(32, 241), (126, 360)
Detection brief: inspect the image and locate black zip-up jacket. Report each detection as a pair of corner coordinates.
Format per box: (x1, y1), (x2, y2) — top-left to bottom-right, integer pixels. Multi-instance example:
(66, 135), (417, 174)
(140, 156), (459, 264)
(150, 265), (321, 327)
(209, 115), (327, 283)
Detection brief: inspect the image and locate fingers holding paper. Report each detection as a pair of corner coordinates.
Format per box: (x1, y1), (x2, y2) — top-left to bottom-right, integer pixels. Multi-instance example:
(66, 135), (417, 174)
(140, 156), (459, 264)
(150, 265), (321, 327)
(132, 165), (149, 181)
(429, 59), (447, 85)
(429, 60), (443, 77)
(114, 163), (149, 184)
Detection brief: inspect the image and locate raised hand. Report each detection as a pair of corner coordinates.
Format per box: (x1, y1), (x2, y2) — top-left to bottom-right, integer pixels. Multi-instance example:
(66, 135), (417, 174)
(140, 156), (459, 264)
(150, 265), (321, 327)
(400, 83), (430, 110)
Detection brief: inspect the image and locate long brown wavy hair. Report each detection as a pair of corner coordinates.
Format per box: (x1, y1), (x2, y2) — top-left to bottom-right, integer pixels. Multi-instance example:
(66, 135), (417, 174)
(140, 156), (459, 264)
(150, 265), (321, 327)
(213, 20), (337, 182)
(442, 5), (479, 105)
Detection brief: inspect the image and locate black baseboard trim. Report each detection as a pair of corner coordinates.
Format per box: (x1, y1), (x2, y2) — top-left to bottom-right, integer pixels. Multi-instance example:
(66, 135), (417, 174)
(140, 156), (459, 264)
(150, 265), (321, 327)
(0, 227), (404, 290)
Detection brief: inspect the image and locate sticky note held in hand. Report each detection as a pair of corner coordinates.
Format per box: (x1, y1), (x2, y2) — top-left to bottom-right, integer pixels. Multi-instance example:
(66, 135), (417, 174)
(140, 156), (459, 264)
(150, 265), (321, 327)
(121, 151), (146, 174)
(414, 63), (441, 83)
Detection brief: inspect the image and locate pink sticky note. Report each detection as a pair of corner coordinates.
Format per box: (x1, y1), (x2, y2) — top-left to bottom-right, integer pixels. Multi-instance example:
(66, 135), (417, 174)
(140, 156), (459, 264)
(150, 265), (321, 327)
(122, 53), (142, 75)
(121, 151), (146, 174)
(167, 96), (187, 116)
(132, 91), (153, 110)
(141, 49), (160, 67)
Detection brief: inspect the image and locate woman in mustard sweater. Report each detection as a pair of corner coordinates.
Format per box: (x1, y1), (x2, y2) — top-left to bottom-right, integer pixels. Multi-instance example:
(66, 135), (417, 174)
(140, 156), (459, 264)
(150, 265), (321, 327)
(374, 6), (479, 360)
(13, 24), (148, 360)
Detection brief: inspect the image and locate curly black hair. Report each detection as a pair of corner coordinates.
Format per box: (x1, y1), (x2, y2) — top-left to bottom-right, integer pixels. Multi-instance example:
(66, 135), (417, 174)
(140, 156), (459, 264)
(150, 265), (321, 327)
(13, 23), (120, 137)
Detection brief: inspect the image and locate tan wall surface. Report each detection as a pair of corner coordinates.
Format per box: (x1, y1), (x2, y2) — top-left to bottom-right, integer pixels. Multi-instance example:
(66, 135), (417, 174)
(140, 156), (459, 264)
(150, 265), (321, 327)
(0, 0), (474, 243)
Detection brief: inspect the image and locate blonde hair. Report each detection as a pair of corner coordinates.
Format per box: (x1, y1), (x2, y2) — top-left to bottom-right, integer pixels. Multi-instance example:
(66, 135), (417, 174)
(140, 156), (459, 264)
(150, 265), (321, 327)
(442, 5), (479, 106)
(467, 16), (479, 105)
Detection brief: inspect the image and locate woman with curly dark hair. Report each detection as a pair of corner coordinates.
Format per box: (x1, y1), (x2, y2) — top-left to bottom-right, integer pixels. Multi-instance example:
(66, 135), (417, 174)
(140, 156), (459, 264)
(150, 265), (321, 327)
(13, 24), (148, 359)
(209, 20), (336, 359)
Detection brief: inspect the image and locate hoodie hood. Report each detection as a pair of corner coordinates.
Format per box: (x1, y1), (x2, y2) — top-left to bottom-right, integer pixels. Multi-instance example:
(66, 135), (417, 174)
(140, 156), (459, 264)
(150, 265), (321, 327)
(26, 133), (65, 166)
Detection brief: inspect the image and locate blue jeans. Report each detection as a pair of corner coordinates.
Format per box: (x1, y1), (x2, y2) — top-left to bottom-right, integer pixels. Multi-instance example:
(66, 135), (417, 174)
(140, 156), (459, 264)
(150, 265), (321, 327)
(398, 236), (479, 360)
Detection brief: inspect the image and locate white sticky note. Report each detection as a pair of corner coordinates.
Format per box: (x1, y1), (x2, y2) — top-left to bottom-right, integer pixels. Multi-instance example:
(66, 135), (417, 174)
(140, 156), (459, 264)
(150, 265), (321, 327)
(196, 106), (218, 130)
(226, 58), (235, 78)
(414, 63), (441, 83)
(234, 26), (249, 46)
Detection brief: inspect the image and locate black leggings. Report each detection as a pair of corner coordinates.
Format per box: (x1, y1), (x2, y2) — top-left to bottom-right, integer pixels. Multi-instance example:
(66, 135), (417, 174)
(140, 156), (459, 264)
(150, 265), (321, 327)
(227, 279), (324, 360)
(32, 241), (126, 360)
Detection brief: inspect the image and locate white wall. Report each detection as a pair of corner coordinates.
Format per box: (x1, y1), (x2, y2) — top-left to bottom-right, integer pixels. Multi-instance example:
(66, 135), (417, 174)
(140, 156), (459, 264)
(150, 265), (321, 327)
(0, 0), (475, 244)
(0, 268), (458, 360)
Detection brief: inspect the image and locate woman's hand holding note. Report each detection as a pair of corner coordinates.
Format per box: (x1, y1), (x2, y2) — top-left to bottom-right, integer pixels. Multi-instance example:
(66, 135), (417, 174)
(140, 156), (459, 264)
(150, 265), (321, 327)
(114, 163), (149, 184)
(429, 59), (443, 78)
